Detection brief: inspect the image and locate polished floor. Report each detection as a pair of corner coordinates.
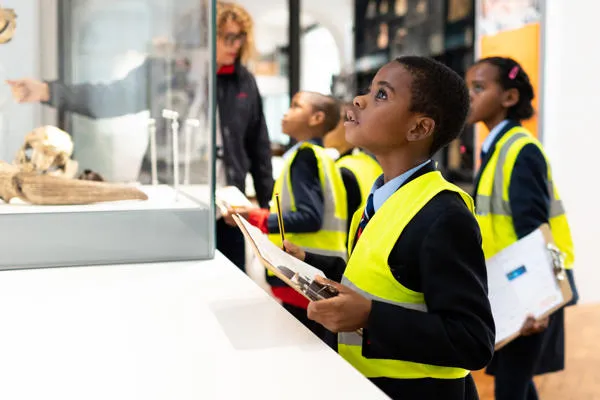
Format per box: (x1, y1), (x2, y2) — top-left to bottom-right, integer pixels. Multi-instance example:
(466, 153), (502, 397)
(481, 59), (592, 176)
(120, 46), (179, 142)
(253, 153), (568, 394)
(473, 303), (600, 400)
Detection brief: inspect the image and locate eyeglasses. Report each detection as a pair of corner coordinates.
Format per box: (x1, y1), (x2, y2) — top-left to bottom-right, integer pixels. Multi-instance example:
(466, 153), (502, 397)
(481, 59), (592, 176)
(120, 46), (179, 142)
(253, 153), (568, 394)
(218, 32), (246, 46)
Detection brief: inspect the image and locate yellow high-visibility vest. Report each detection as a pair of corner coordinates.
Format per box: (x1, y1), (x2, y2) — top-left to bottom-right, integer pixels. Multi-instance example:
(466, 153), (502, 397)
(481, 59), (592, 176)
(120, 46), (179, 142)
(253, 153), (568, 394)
(336, 149), (382, 205)
(475, 126), (574, 268)
(267, 142), (348, 260)
(338, 170), (472, 379)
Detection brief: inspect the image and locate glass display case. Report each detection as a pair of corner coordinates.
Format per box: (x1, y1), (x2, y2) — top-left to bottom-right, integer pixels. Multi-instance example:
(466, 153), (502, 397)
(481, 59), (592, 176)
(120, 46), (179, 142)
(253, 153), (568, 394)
(0, 0), (216, 269)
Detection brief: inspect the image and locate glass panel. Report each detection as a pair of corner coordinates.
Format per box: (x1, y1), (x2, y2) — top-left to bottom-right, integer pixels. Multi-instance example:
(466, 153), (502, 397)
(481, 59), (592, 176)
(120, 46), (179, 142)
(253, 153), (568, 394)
(0, 0), (216, 269)
(64, 0), (212, 184)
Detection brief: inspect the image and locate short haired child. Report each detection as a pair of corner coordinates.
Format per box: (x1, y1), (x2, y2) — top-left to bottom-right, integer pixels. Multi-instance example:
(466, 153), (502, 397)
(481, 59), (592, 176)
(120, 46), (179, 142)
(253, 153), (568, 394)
(285, 56), (496, 400)
(224, 91), (348, 336)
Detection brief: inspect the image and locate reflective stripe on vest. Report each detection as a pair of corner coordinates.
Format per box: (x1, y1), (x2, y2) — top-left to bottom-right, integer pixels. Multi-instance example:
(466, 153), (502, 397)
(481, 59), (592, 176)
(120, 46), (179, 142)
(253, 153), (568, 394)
(267, 142), (348, 261)
(475, 126), (575, 268)
(339, 171), (471, 380)
(336, 150), (382, 204)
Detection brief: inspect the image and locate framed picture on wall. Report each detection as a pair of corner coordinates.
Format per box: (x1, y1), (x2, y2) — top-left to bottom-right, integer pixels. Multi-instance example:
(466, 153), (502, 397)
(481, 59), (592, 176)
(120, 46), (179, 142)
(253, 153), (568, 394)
(479, 0), (541, 36)
(475, 0), (544, 168)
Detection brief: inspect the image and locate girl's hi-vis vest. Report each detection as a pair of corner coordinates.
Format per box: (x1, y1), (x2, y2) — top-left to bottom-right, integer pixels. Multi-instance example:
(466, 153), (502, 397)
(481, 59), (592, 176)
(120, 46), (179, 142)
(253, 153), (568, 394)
(475, 126), (575, 268)
(267, 142), (348, 260)
(338, 171), (472, 380)
(335, 149), (383, 205)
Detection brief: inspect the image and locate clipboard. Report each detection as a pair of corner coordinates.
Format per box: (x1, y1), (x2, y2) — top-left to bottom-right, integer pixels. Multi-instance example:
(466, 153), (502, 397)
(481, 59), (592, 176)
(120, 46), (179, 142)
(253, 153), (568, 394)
(231, 213), (340, 302)
(215, 186), (253, 216)
(489, 223), (573, 350)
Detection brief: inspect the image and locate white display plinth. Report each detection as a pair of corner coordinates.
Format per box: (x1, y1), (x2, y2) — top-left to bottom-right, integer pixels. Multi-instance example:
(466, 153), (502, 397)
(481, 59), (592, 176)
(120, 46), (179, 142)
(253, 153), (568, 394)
(0, 185), (201, 214)
(0, 253), (389, 400)
(0, 185), (214, 270)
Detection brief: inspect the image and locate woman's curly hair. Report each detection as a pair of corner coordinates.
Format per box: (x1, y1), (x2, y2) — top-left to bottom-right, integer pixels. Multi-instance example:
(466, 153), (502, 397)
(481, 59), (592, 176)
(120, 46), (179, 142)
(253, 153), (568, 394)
(217, 1), (255, 63)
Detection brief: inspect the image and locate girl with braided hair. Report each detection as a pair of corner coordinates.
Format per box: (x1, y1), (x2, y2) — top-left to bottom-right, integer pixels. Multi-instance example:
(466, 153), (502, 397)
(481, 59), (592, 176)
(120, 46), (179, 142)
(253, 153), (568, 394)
(467, 57), (578, 400)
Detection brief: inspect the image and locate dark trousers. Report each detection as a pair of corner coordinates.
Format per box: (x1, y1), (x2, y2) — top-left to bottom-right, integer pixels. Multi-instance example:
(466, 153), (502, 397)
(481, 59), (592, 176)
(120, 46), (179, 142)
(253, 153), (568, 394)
(491, 332), (545, 400)
(372, 373), (480, 400)
(488, 308), (565, 400)
(216, 218), (246, 272)
(495, 375), (538, 400)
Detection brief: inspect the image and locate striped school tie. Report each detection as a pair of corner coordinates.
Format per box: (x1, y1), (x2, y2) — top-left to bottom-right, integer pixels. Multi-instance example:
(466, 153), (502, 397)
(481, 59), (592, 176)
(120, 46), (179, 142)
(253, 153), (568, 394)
(356, 193), (375, 241)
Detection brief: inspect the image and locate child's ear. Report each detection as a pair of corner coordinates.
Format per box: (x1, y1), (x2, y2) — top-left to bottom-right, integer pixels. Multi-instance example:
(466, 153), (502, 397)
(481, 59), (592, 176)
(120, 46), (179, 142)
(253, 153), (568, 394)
(407, 117), (435, 142)
(309, 111), (325, 127)
(501, 88), (520, 109)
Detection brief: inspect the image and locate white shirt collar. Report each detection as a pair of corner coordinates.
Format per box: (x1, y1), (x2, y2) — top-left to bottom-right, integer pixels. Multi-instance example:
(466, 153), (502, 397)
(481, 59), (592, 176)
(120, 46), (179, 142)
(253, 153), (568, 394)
(370, 160), (432, 212)
(481, 120), (510, 155)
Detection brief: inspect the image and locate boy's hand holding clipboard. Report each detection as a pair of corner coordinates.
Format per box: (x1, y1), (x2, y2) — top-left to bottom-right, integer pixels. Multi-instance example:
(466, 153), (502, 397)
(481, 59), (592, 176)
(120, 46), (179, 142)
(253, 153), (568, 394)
(269, 199), (368, 335)
(230, 213), (365, 336)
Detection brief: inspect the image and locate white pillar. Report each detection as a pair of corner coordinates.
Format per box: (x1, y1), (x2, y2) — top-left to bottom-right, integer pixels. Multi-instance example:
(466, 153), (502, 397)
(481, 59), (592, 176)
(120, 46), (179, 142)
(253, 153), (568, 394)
(542, 0), (600, 304)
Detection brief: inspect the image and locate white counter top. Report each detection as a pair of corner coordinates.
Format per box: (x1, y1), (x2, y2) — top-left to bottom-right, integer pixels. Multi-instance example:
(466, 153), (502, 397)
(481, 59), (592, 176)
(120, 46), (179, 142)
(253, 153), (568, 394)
(0, 253), (388, 400)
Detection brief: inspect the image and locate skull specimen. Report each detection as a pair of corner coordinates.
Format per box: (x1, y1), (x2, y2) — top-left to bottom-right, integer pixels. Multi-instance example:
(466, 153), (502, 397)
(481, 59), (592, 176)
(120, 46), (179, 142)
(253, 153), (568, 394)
(0, 7), (16, 44)
(0, 126), (148, 205)
(14, 125), (79, 178)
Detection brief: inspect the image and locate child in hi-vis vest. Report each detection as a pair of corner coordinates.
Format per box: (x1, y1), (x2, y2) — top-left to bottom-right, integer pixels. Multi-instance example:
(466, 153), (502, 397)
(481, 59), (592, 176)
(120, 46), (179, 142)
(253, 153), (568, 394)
(284, 57), (495, 400)
(466, 56), (578, 400)
(224, 91), (347, 337)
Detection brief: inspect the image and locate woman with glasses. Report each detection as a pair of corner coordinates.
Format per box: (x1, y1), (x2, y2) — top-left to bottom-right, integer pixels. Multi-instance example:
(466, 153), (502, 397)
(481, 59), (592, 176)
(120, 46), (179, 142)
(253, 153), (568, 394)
(7, 1), (273, 271)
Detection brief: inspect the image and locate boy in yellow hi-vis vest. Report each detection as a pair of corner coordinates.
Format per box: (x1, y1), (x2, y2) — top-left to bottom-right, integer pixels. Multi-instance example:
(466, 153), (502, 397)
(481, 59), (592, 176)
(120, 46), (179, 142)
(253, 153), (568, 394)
(223, 91), (347, 336)
(284, 57), (495, 400)
(466, 57), (578, 400)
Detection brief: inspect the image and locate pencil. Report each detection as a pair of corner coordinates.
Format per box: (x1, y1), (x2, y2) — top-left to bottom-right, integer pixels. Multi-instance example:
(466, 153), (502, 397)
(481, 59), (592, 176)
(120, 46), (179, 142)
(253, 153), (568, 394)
(275, 193), (286, 251)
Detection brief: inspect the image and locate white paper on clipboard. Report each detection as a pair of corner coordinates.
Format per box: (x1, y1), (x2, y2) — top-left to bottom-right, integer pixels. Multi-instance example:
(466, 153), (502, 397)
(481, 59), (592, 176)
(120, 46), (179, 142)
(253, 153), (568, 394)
(235, 215), (325, 280)
(216, 186), (253, 208)
(486, 229), (565, 344)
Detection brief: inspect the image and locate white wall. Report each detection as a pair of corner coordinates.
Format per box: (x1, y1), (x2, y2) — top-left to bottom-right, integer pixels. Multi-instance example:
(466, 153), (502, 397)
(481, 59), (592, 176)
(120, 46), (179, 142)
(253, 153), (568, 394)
(543, 0), (600, 304)
(237, 0), (353, 69)
(235, 0), (352, 144)
(301, 0), (353, 69)
(0, 0), (41, 161)
(301, 26), (341, 94)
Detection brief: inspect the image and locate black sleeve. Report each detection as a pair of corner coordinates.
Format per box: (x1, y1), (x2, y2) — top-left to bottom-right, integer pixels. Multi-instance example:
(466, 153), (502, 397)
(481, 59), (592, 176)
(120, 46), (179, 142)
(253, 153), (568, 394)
(341, 167), (362, 224)
(44, 59), (150, 119)
(267, 147), (324, 233)
(364, 205), (495, 371)
(245, 75), (274, 208)
(304, 252), (346, 282)
(509, 144), (550, 239)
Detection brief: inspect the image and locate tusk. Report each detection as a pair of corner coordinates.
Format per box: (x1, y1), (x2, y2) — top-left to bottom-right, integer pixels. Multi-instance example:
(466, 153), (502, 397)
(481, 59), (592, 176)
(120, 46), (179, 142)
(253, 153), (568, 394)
(12, 173), (149, 205)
